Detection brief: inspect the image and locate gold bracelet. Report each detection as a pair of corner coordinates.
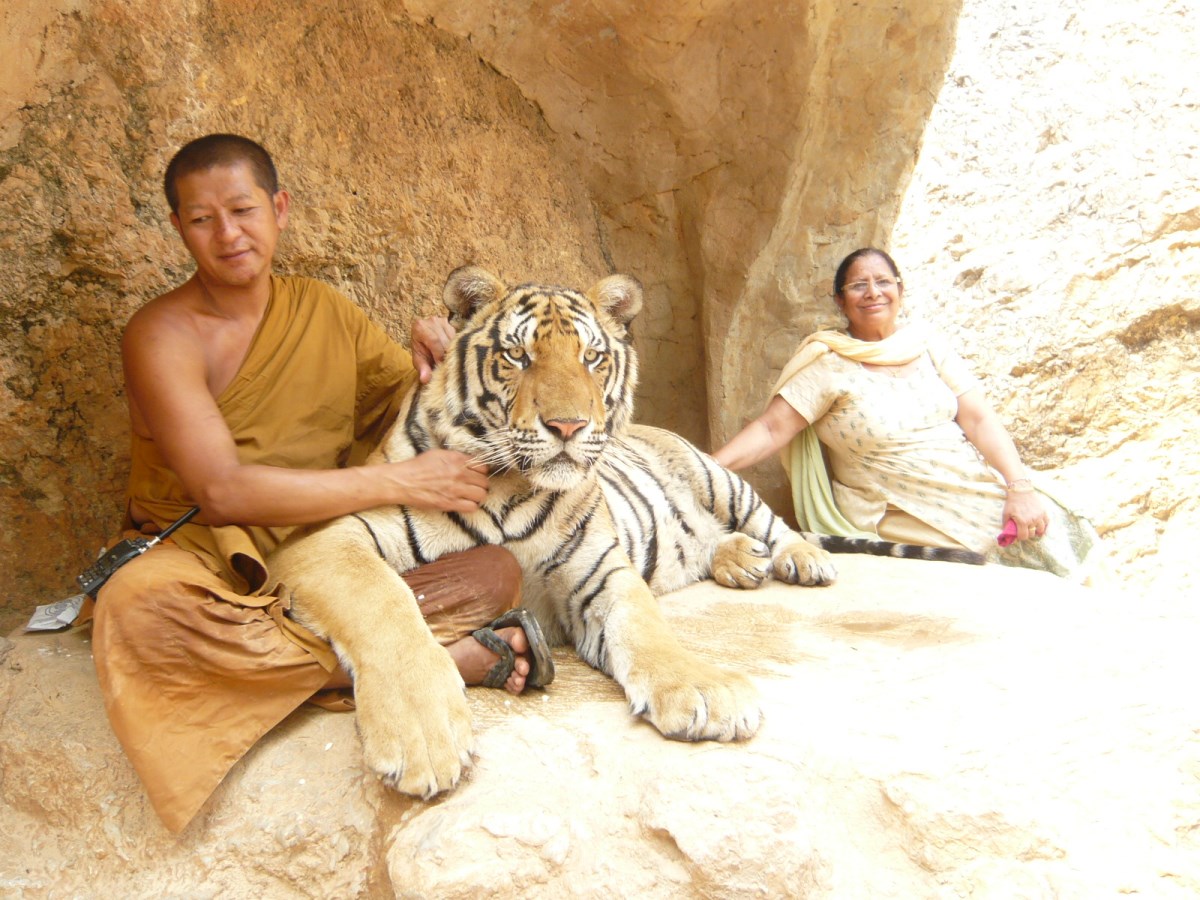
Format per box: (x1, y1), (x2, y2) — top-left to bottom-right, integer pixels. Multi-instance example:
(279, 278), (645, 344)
(1006, 477), (1034, 494)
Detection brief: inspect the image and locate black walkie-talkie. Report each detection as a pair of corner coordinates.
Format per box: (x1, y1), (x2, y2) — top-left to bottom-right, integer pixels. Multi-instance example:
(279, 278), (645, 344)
(77, 507), (201, 597)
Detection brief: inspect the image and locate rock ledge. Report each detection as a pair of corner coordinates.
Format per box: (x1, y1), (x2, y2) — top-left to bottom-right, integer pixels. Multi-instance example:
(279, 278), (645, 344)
(2, 555), (1198, 898)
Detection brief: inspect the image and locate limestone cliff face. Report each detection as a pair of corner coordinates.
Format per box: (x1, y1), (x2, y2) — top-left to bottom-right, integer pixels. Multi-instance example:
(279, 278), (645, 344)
(2, 0), (1195, 626)
(0, 0), (607, 625)
(892, 0), (1200, 601)
(402, 0), (963, 473)
(0, 0), (961, 625)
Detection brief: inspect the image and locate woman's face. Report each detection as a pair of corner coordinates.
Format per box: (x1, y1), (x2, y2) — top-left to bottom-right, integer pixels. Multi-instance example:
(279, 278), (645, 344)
(837, 253), (904, 340)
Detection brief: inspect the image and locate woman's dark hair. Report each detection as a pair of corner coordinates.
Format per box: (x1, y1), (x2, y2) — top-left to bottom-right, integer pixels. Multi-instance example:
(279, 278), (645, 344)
(833, 248), (902, 295)
(164, 134), (279, 214)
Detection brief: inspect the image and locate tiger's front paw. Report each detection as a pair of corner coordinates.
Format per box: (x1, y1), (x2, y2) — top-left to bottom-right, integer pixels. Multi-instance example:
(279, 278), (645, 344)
(352, 641), (475, 798)
(772, 535), (837, 586)
(625, 658), (761, 742)
(711, 534), (773, 589)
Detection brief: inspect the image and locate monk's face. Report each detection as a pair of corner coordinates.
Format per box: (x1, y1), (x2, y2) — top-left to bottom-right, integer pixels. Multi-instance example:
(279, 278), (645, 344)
(170, 161), (289, 289)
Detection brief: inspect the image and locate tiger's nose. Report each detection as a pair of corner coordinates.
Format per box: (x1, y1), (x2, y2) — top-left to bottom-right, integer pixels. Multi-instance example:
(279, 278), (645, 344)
(545, 417), (587, 440)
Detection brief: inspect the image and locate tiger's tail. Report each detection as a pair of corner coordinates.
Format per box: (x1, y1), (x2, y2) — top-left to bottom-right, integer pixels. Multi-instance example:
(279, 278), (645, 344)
(803, 533), (986, 566)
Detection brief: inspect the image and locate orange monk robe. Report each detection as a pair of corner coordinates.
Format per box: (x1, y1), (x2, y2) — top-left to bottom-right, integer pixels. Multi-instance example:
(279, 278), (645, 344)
(87, 276), (516, 832)
(124, 274), (414, 612)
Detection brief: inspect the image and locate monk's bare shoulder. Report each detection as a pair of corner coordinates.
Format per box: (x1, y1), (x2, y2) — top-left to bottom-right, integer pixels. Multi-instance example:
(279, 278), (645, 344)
(123, 281), (206, 348)
(121, 282), (214, 435)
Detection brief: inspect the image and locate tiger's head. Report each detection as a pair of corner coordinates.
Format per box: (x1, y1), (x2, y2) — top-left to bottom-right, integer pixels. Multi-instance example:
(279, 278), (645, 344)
(414, 266), (643, 492)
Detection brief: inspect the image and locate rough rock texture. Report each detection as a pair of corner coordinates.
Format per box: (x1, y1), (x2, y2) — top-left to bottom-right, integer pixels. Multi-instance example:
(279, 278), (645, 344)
(3, 557), (1198, 897)
(0, 0), (962, 629)
(402, 0), (964, 512)
(3, 2), (1198, 892)
(892, 0), (1200, 601)
(0, 0), (606, 630)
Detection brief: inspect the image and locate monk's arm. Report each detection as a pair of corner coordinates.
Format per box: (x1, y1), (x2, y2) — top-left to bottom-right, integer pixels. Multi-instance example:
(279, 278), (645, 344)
(712, 395), (809, 471)
(122, 313), (487, 527)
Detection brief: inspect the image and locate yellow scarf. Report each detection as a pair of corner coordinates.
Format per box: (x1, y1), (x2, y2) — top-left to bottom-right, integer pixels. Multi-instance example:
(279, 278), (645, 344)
(771, 323), (930, 536)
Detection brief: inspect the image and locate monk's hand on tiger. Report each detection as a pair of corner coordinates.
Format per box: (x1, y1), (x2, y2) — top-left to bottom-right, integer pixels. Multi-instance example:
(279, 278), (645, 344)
(1002, 490), (1049, 542)
(412, 316), (456, 384)
(390, 450), (489, 512)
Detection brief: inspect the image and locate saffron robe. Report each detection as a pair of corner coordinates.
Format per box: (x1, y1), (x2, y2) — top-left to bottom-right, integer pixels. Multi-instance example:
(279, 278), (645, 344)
(88, 276), (517, 832)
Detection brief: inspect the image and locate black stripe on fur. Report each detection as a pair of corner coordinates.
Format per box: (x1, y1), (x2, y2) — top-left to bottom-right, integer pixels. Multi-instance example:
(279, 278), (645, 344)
(808, 534), (986, 566)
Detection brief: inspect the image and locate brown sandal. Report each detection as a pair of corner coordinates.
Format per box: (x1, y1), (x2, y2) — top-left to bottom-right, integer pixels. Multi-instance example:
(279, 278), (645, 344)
(471, 607), (556, 690)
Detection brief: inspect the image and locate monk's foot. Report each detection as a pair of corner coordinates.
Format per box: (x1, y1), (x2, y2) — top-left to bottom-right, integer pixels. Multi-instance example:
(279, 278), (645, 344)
(448, 626), (532, 695)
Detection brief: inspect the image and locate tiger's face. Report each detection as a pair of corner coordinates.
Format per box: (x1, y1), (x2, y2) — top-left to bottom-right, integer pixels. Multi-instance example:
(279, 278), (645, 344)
(421, 267), (643, 492)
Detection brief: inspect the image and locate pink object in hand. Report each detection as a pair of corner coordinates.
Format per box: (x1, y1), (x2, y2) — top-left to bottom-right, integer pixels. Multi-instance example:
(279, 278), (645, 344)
(997, 518), (1018, 547)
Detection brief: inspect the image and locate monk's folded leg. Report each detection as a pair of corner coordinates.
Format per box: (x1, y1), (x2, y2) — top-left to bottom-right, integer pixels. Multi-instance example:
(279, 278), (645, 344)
(91, 542), (522, 831)
(92, 542), (330, 833)
(403, 545), (523, 646)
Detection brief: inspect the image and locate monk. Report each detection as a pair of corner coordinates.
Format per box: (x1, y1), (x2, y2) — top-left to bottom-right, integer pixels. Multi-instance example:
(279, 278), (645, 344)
(85, 133), (545, 833)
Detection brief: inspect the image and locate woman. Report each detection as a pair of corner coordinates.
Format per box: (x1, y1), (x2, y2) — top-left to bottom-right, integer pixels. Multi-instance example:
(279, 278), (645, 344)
(713, 247), (1098, 578)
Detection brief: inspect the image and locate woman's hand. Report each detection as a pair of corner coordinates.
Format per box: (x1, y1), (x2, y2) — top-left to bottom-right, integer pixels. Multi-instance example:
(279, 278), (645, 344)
(1002, 489), (1050, 543)
(956, 390), (1050, 543)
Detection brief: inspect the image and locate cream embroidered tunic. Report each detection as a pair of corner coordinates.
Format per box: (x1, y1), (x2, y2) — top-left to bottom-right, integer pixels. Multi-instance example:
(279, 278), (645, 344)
(776, 337), (1007, 554)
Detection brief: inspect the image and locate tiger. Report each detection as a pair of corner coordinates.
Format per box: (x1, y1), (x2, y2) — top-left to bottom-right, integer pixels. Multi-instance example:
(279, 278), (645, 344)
(267, 265), (981, 800)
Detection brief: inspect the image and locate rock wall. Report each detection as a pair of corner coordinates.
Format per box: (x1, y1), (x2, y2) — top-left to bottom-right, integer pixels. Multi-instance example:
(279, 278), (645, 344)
(892, 0), (1200, 599)
(3, 0), (1194, 623)
(0, 0), (607, 628)
(0, 0), (964, 628)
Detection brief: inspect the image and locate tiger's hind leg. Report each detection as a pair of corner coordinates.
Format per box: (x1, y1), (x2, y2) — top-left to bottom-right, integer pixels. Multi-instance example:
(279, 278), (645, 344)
(710, 533), (773, 588)
(684, 446), (838, 587)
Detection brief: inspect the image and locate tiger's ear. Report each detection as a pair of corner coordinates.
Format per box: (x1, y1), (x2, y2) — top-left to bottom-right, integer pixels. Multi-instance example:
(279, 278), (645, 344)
(589, 274), (643, 327)
(443, 266), (507, 321)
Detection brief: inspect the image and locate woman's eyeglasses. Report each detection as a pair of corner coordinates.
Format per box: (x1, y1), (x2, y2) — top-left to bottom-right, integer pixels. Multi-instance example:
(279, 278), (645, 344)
(842, 277), (901, 296)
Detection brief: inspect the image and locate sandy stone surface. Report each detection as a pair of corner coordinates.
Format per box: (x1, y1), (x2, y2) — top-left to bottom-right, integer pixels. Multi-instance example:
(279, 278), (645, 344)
(892, 0), (1200, 603)
(3, 554), (1198, 898)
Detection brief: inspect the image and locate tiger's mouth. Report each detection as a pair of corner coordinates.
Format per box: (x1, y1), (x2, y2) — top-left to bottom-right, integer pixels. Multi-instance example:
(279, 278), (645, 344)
(525, 449), (594, 491)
